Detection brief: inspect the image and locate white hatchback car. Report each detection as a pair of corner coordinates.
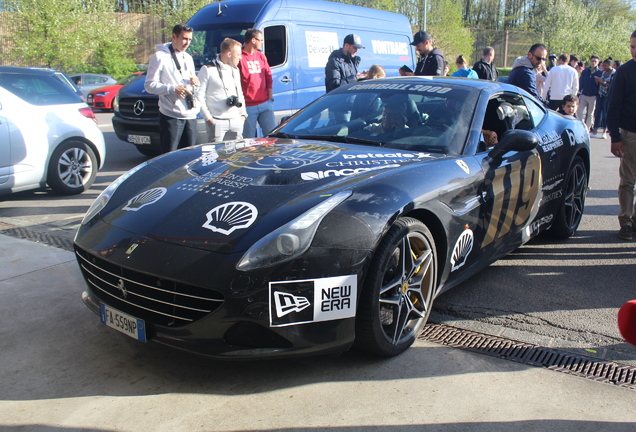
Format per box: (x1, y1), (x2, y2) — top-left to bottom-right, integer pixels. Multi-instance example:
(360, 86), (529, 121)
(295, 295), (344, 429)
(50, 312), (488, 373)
(0, 67), (106, 195)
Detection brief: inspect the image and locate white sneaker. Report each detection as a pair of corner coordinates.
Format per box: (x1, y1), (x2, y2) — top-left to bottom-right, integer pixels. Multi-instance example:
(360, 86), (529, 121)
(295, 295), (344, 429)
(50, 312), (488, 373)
(590, 133), (598, 138)
(602, 133), (607, 139)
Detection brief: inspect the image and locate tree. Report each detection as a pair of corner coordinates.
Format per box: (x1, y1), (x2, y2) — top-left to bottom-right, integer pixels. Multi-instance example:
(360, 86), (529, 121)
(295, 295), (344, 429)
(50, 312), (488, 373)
(2, 0), (139, 78)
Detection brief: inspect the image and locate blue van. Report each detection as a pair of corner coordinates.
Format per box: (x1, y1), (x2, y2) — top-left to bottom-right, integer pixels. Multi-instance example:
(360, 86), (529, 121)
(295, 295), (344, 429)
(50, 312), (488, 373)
(189, 0), (416, 121)
(112, 0), (415, 156)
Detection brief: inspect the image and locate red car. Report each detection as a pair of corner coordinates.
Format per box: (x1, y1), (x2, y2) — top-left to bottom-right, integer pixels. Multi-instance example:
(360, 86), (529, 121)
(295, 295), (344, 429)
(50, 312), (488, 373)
(87, 72), (143, 111)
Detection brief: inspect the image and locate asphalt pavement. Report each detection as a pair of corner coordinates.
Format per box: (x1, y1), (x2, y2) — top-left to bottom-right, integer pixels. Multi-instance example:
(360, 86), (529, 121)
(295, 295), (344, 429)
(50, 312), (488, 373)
(1, 234), (636, 431)
(1, 118), (636, 430)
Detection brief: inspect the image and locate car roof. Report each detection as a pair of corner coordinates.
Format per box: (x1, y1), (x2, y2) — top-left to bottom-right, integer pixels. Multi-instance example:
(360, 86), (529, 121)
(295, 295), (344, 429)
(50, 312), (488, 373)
(0, 66), (54, 76)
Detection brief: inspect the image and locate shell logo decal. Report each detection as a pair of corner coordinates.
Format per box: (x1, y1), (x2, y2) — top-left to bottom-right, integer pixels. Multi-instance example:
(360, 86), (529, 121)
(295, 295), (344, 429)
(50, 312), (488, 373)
(450, 229), (474, 272)
(202, 202), (258, 235)
(122, 187), (167, 211)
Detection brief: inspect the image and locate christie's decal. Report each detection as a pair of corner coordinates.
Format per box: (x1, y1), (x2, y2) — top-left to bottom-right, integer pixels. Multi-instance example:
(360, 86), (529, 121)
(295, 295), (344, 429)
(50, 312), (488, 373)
(202, 201), (258, 235)
(122, 187), (167, 212)
(269, 275), (357, 327)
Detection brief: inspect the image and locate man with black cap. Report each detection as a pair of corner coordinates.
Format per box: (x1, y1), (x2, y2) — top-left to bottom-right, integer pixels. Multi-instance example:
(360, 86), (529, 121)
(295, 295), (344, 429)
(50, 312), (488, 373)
(411, 31), (445, 76)
(325, 34), (367, 92)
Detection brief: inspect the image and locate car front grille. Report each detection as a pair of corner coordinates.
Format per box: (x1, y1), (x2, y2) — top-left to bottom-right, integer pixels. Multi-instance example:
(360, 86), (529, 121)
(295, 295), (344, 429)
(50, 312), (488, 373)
(75, 246), (224, 327)
(119, 97), (159, 119)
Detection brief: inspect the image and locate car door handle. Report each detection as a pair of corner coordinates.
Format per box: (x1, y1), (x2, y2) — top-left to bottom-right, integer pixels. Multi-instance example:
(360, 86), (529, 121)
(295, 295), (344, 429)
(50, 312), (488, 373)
(280, 77), (292, 83)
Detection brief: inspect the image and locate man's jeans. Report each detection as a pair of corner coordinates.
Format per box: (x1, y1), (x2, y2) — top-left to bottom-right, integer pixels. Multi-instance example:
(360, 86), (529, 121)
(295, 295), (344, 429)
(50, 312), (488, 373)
(243, 100), (276, 138)
(577, 94), (597, 131)
(159, 113), (197, 154)
(618, 129), (636, 228)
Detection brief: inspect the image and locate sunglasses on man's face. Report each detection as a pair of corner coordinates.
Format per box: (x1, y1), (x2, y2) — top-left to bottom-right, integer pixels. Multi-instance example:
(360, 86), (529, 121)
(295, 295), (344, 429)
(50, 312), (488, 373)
(532, 52), (546, 62)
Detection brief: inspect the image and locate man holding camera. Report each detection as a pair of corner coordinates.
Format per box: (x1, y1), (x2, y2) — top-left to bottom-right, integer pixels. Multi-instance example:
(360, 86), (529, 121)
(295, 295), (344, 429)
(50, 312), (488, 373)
(145, 24), (200, 154)
(196, 38), (247, 142)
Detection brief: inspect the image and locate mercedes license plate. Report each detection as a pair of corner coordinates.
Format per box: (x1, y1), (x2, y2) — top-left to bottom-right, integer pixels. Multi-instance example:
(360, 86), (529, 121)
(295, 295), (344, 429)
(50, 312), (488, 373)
(100, 304), (146, 342)
(127, 134), (151, 145)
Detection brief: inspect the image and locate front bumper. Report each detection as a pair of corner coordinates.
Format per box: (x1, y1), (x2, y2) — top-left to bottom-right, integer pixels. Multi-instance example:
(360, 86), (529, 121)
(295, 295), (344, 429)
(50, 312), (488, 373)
(74, 222), (367, 359)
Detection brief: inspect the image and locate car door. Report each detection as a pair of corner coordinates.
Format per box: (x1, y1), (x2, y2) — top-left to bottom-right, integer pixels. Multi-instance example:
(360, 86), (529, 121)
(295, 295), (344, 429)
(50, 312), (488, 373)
(0, 100), (10, 186)
(474, 92), (543, 258)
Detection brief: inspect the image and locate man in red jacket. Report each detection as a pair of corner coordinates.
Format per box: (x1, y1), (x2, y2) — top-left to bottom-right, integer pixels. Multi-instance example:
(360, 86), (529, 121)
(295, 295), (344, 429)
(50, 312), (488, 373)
(238, 28), (276, 138)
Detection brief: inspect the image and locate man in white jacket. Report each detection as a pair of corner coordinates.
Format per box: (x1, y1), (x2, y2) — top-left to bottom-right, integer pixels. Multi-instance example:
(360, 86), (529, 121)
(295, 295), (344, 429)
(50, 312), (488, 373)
(145, 24), (200, 154)
(196, 38), (247, 142)
(541, 53), (579, 111)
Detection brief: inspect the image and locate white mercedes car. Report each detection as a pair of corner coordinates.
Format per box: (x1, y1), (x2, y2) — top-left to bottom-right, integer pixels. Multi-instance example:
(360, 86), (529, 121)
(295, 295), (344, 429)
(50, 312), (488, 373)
(0, 66), (106, 195)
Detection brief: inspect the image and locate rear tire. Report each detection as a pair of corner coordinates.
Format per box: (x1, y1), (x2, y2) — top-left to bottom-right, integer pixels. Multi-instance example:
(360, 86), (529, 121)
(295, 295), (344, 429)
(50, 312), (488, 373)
(355, 217), (438, 357)
(47, 140), (97, 195)
(548, 156), (587, 238)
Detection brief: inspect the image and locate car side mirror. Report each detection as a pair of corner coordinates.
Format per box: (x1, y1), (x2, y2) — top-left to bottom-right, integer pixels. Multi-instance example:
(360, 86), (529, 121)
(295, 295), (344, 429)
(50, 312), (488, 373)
(486, 130), (538, 162)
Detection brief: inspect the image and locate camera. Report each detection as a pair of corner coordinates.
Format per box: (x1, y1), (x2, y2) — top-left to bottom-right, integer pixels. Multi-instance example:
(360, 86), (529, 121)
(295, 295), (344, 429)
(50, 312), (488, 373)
(226, 95), (243, 108)
(185, 93), (195, 109)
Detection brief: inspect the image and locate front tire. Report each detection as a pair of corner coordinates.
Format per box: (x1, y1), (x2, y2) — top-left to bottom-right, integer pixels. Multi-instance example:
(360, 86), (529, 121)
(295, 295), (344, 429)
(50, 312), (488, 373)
(355, 217), (438, 356)
(47, 140), (97, 195)
(548, 156), (587, 238)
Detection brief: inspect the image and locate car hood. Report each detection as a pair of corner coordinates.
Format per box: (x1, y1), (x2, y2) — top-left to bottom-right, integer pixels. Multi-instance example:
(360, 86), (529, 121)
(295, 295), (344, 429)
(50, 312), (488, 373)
(89, 84), (122, 95)
(101, 138), (443, 253)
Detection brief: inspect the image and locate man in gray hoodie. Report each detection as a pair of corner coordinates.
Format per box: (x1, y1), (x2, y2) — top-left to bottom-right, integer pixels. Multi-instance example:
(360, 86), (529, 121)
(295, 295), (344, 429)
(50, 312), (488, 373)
(508, 43), (548, 106)
(145, 24), (200, 154)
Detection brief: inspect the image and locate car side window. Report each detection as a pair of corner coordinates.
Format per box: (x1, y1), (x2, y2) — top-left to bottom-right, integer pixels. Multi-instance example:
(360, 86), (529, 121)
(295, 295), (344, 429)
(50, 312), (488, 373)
(264, 25), (286, 68)
(523, 96), (546, 128)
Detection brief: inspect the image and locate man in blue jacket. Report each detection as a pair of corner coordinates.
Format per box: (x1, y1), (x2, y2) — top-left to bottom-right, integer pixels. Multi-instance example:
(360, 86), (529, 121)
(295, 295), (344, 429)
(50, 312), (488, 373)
(325, 34), (366, 92)
(508, 43), (548, 105)
(578, 55), (602, 132)
(607, 31), (636, 240)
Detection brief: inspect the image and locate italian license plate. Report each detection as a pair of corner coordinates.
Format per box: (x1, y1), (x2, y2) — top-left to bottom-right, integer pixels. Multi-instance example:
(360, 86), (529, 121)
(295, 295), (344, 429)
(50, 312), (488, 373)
(127, 134), (151, 145)
(100, 304), (146, 342)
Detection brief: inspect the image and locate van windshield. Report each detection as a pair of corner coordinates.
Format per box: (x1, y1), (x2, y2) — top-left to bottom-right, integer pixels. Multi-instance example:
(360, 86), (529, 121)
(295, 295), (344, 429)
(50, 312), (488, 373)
(188, 24), (254, 68)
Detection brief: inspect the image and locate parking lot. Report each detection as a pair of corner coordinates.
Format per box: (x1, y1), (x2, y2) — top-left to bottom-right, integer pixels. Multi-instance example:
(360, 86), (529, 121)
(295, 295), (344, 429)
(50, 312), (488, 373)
(1, 113), (636, 430)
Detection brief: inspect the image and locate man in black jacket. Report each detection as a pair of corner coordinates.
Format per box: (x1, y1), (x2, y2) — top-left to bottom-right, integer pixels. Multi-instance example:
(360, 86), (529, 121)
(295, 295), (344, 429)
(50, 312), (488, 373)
(325, 34), (366, 92)
(473, 47), (498, 81)
(608, 29), (636, 240)
(411, 31), (445, 76)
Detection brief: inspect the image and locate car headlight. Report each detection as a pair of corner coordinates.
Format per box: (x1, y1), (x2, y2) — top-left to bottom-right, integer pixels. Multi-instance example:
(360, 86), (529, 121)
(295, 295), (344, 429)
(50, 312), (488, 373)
(81, 161), (148, 225)
(96, 91), (110, 97)
(236, 191), (352, 271)
(113, 95), (120, 112)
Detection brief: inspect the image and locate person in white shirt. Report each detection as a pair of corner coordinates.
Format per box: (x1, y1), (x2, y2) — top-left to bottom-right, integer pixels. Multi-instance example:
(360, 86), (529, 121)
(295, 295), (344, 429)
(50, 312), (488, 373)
(145, 24), (200, 154)
(196, 38), (248, 142)
(542, 53), (579, 111)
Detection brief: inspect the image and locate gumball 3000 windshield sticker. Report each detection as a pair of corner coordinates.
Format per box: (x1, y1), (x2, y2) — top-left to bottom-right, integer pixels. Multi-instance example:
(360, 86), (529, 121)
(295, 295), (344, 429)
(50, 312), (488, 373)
(202, 202), (258, 235)
(122, 187), (167, 212)
(226, 143), (342, 171)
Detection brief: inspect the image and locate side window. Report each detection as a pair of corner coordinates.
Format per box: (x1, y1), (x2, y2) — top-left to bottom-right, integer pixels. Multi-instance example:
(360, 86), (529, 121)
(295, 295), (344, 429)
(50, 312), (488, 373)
(524, 96), (546, 128)
(264, 25), (286, 68)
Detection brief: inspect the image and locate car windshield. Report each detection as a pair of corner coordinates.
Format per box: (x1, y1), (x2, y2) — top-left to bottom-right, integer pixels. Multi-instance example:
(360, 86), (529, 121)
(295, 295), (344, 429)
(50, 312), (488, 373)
(188, 24), (254, 68)
(0, 73), (82, 105)
(117, 73), (142, 86)
(276, 82), (479, 155)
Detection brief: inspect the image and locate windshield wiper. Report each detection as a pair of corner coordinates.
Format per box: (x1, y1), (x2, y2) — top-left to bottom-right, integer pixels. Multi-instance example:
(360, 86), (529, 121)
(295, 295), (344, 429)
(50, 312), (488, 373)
(295, 135), (383, 146)
(269, 132), (296, 139)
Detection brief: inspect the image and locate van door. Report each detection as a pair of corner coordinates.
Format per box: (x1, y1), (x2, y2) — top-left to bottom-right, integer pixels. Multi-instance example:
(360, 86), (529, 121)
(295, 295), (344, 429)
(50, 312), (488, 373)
(264, 24), (295, 122)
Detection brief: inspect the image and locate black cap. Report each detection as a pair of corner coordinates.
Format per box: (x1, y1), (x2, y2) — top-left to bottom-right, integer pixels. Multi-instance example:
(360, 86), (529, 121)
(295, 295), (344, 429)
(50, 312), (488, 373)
(549, 54), (557, 58)
(410, 31), (430, 46)
(343, 34), (364, 49)
(399, 65), (413, 73)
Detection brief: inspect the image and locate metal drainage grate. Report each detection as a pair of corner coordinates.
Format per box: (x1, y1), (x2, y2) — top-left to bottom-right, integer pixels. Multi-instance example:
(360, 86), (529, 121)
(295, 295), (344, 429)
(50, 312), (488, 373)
(0, 223), (74, 252)
(419, 323), (636, 390)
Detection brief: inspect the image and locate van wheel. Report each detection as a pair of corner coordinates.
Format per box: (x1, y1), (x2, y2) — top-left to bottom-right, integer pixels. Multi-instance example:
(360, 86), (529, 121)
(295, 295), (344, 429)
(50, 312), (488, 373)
(47, 140), (97, 195)
(355, 217), (438, 357)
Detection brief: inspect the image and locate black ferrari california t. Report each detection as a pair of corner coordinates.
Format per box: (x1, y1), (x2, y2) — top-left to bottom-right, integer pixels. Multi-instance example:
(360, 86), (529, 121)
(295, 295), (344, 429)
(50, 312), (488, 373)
(75, 77), (590, 359)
